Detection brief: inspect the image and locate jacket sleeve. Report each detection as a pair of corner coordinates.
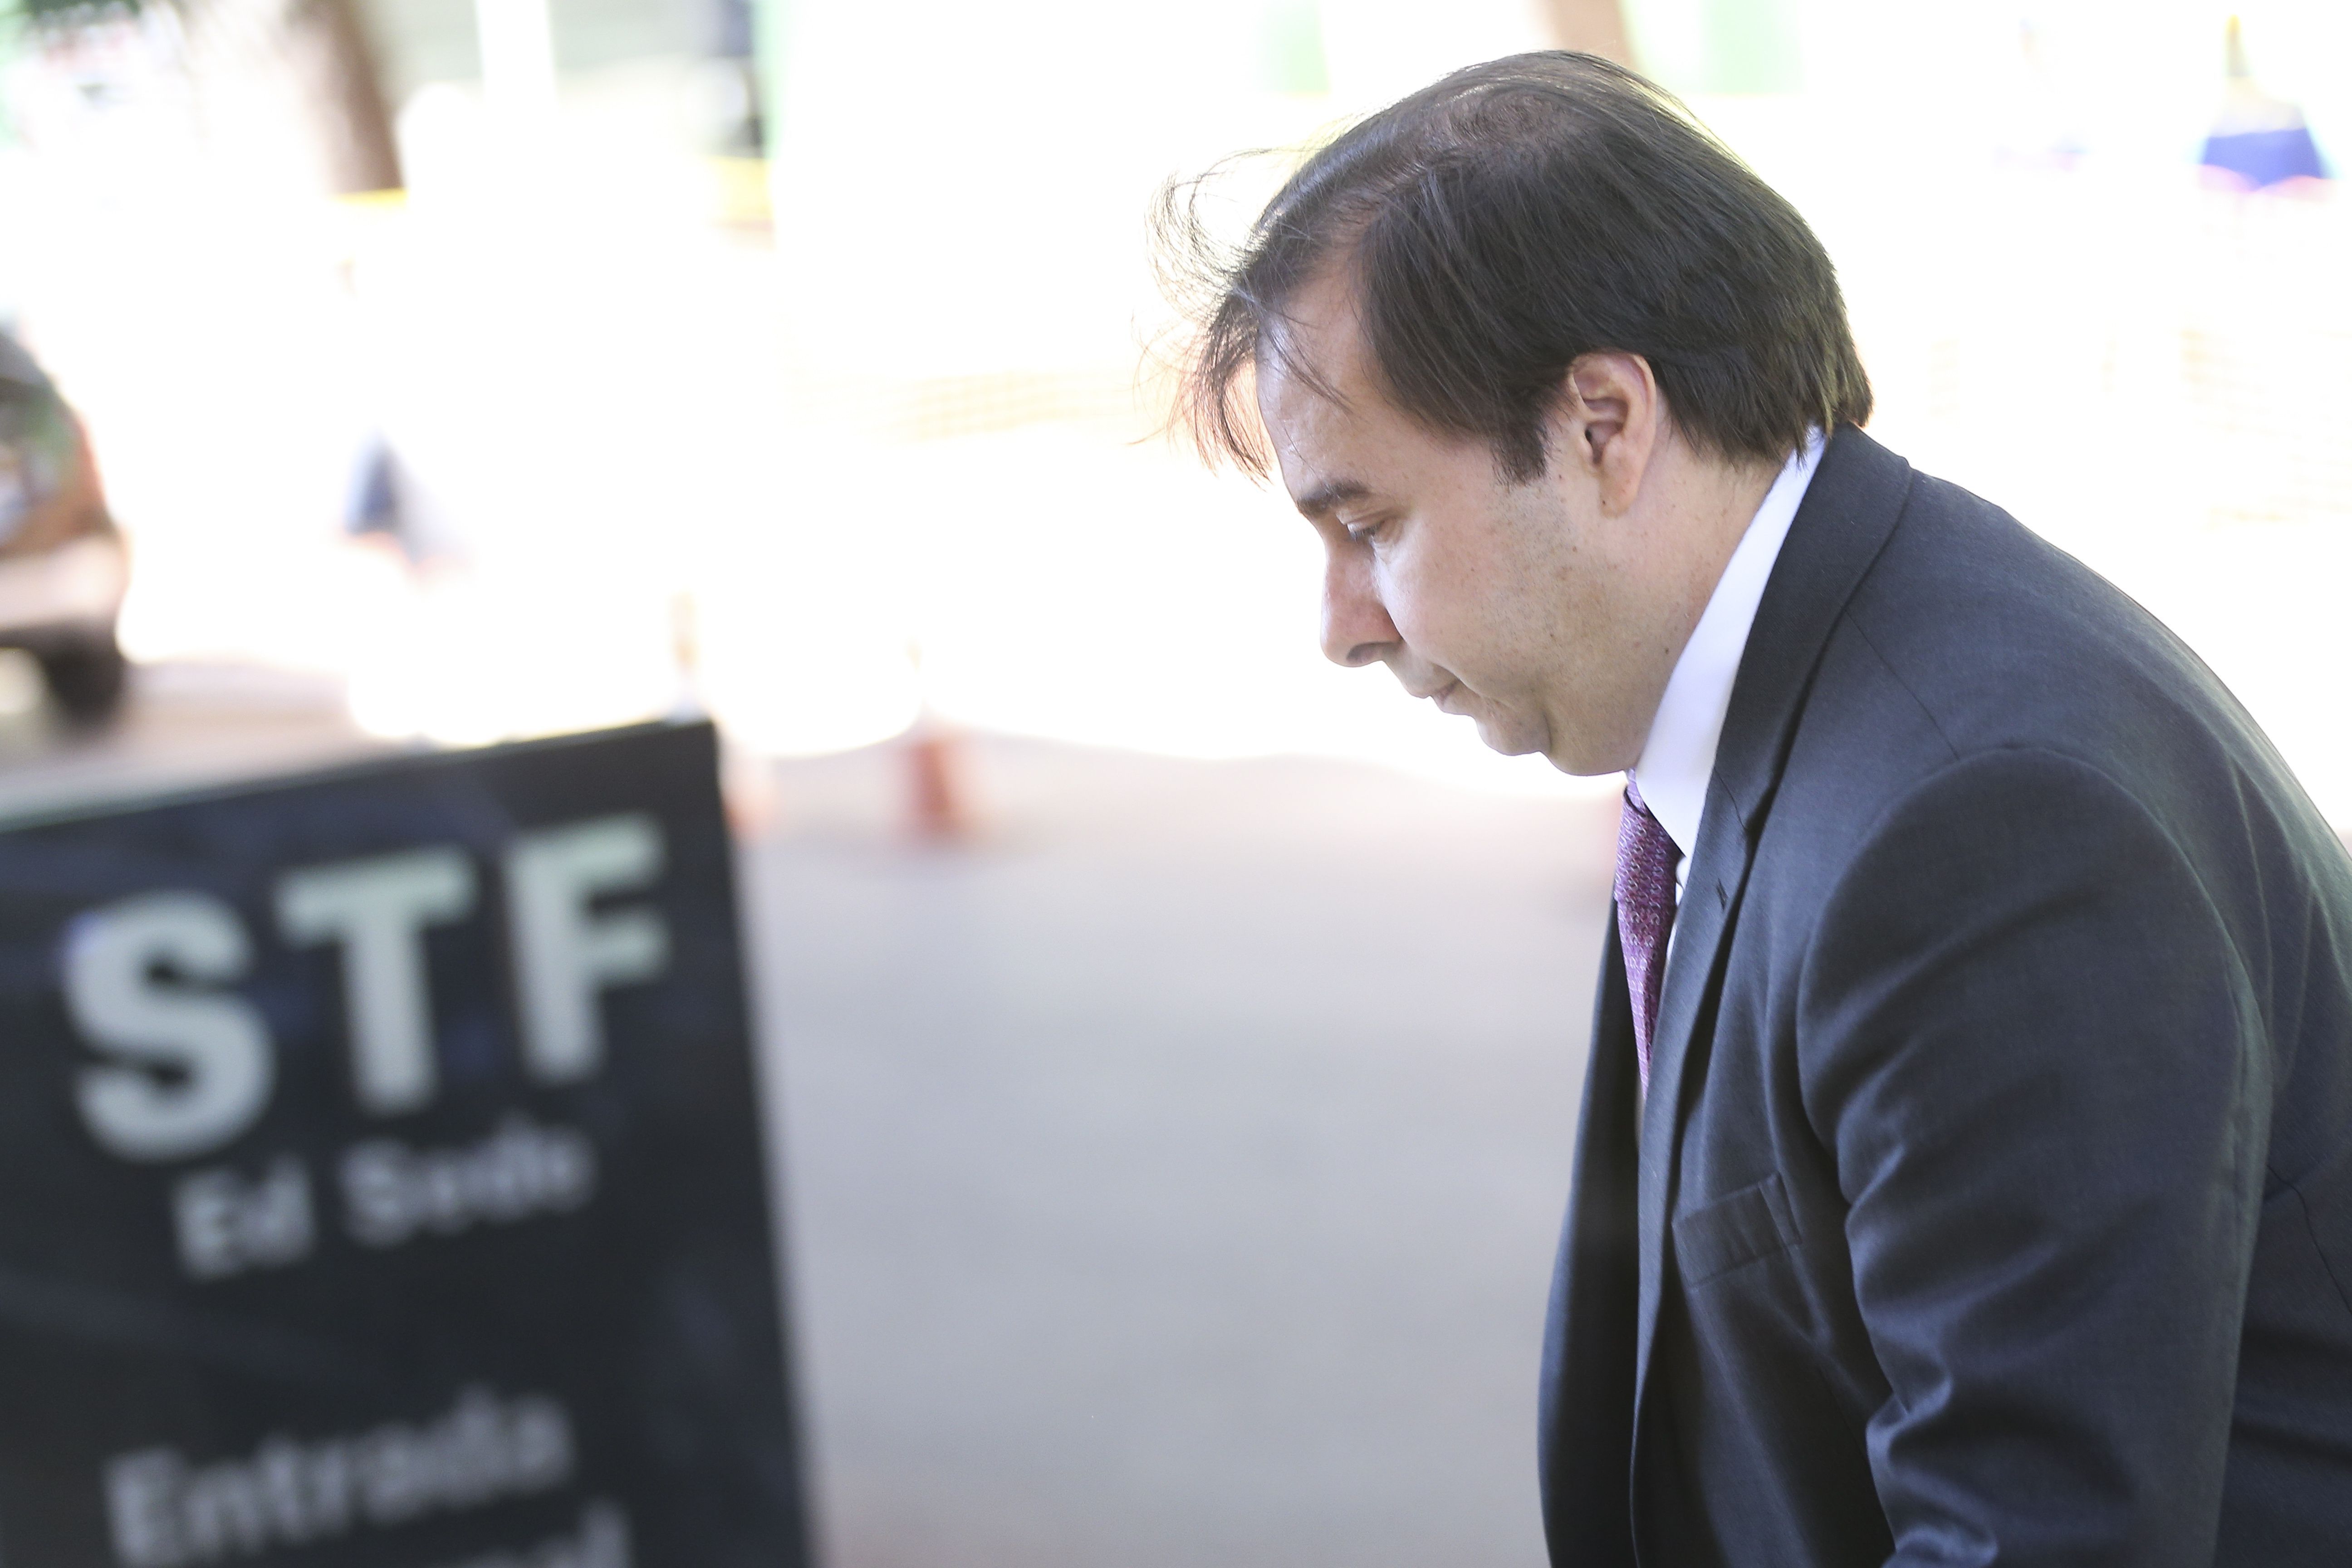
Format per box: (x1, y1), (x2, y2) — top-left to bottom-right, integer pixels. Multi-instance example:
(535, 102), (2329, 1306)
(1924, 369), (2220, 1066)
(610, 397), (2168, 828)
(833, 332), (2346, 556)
(1798, 746), (2269, 1568)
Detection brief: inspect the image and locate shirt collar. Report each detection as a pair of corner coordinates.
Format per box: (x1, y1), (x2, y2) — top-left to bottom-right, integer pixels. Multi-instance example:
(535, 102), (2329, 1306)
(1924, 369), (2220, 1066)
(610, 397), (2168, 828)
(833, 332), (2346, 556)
(1631, 430), (1825, 867)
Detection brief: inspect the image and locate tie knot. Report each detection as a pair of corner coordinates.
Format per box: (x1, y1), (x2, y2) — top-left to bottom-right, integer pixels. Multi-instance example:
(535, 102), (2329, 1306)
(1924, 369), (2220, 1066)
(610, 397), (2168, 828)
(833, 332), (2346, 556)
(1615, 781), (1680, 919)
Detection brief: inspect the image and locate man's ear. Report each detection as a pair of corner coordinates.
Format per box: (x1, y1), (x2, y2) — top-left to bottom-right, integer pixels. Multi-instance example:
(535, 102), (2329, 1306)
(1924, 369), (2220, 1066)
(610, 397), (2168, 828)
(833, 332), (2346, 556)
(1555, 352), (1661, 515)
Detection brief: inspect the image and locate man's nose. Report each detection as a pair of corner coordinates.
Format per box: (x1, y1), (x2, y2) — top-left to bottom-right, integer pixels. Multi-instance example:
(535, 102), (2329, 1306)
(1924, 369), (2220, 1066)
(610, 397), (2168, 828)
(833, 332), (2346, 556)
(1320, 547), (1401, 667)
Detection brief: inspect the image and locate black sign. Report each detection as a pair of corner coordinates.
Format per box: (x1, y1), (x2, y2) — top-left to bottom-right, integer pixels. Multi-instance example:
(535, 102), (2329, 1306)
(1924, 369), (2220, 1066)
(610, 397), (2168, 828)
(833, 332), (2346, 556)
(0, 722), (808, 1568)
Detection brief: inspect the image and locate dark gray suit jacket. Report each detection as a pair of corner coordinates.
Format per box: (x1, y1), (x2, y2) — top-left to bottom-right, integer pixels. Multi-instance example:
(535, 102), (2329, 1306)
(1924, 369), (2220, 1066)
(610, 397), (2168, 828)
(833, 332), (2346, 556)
(1539, 427), (2352, 1566)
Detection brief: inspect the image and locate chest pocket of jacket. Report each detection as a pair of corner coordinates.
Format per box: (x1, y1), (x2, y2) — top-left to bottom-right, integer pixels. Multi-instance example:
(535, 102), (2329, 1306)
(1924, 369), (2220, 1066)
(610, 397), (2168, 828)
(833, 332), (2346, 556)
(1674, 1170), (1802, 1285)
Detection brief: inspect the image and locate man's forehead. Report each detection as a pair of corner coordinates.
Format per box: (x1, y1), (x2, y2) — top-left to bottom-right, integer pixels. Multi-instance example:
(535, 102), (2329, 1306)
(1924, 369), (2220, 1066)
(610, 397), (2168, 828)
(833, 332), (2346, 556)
(1261, 318), (1388, 504)
(1258, 269), (1372, 408)
(1257, 339), (1363, 492)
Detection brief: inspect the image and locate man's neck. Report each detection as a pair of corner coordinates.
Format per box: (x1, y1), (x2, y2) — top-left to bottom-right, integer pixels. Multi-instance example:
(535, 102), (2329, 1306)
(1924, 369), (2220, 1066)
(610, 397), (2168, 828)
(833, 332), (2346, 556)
(1593, 447), (1782, 770)
(1629, 431), (1828, 862)
(1659, 456), (1784, 671)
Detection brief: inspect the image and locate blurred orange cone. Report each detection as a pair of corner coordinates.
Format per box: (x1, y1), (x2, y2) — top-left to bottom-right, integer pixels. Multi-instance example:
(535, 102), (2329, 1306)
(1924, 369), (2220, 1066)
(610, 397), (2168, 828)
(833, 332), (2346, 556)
(902, 640), (973, 844)
(906, 723), (972, 844)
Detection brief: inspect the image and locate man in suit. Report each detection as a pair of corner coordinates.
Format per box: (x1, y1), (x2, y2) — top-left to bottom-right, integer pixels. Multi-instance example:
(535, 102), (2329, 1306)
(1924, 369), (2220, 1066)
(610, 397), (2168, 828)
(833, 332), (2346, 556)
(1162, 52), (2352, 1565)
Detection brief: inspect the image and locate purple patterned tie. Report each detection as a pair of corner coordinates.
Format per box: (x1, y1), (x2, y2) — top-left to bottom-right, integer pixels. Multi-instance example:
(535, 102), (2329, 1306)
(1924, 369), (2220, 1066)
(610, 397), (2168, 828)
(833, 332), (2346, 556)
(1613, 775), (1681, 1092)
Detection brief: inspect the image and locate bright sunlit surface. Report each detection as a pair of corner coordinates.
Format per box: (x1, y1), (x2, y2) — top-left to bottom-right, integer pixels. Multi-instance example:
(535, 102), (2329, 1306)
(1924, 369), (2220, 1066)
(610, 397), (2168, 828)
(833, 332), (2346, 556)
(3, 0), (2348, 809)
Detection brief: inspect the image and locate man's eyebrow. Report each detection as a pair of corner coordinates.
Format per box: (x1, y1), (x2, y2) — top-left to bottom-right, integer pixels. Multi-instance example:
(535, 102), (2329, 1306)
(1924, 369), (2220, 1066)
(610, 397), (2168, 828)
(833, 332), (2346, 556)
(1294, 479), (1372, 519)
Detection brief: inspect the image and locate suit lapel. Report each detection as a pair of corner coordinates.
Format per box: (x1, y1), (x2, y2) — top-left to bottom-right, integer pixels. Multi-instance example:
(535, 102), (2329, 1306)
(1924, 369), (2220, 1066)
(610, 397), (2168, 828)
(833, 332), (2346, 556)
(1539, 919), (1641, 1566)
(1626, 427), (1919, 1438)
(1632, 774), (1754, 1385)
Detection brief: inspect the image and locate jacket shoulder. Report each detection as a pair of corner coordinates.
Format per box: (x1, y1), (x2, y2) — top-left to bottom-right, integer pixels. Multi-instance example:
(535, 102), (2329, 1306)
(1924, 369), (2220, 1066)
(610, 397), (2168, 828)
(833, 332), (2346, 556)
(1772, 466), (2352, 1133)
(1805, 469), (2320, 848)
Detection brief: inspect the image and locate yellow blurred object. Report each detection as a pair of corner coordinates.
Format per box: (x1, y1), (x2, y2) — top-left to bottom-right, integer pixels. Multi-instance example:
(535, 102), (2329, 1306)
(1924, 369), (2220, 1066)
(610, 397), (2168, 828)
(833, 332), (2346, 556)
(322, 186), (410, 272)
(706, 157), (771, 231)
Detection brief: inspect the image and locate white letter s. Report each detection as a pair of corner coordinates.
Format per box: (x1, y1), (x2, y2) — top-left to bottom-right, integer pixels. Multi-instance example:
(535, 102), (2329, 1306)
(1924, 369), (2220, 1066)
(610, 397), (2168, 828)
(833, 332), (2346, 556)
(66, 892), (274, 1162)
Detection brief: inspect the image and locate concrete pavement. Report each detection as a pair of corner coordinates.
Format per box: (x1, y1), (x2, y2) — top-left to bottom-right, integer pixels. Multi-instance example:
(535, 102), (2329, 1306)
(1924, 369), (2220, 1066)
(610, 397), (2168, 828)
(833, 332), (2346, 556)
(755, 738), (1612, 1568)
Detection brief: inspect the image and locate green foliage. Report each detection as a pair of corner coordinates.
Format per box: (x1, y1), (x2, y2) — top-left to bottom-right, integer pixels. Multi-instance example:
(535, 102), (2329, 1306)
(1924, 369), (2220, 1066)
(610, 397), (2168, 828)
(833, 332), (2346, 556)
(9, 0), (156, 26)
(1258, 0), (1328, 98)
(1624, 0), (1804, 98)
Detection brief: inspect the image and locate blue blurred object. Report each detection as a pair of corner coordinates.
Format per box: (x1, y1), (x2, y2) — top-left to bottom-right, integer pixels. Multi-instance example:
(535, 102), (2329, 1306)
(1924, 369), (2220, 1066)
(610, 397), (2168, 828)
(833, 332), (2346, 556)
(344, 432), (463, 568)
(346, 435), (405, 541)
(2201, 125), (2327, 189)
(2201, 16), (2330, 190)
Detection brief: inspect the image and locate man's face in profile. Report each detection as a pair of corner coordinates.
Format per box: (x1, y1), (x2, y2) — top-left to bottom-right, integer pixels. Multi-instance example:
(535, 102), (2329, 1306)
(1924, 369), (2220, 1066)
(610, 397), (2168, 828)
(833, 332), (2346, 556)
(1255, 270), (1664, 776)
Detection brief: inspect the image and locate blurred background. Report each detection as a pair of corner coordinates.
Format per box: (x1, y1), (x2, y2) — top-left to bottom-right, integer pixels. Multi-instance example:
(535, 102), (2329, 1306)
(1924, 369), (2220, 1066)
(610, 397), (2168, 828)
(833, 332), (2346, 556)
(0, 0), (2342, 1563)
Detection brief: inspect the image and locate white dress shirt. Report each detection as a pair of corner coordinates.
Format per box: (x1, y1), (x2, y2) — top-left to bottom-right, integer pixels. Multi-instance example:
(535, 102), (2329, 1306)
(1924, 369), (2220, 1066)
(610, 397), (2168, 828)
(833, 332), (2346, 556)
(1632, 430), (1826, 912)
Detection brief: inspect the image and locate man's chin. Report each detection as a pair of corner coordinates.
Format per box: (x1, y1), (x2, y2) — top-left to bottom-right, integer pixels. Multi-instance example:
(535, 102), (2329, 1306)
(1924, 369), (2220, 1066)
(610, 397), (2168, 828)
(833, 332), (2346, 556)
(1470, 715), (1548, 759)
(1540, 738), (1640, 777)
(1463, 708), (1625, 774)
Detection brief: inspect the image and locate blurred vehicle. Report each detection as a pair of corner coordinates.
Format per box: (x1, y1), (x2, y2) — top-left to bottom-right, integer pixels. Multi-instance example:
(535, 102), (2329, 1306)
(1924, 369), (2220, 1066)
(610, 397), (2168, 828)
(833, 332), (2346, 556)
(0, 330), (129, 725)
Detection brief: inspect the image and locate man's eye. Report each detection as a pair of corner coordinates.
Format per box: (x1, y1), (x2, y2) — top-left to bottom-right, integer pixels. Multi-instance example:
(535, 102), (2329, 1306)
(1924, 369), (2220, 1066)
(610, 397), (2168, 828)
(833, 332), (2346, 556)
(1343, 520), (1382, 545)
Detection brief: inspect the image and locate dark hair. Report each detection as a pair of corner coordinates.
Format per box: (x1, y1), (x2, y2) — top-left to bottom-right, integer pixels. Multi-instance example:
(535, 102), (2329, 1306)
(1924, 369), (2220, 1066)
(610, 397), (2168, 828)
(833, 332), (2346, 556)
(1157, 52), (1872, 481)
